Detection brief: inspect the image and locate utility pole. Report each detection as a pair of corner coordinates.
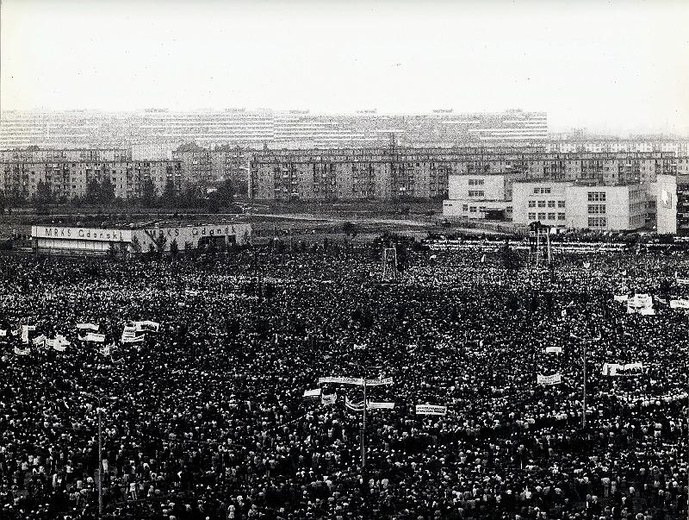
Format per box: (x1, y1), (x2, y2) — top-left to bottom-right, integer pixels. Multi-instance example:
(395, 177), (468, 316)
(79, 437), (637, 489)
(570, 332), (599, 429)
(98, 405), (102, 518)
(82, 392), (115, 519)
(361, 378), (367, 469)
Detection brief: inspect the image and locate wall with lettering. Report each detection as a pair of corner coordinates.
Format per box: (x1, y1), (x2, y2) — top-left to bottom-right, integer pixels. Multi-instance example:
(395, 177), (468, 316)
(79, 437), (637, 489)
(132, 223), (252, 251)
(31, 226), (132, 243)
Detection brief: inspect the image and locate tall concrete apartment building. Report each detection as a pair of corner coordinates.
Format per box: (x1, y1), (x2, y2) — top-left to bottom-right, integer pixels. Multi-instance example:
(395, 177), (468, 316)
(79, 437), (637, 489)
(0, 149), (181, 201)
(0, 109), (548, 150)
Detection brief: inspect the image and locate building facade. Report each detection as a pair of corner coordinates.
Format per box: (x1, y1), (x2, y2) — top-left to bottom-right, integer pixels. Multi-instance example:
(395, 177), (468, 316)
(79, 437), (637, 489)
(654, 174), (677, 235)
(511, 182), (647, 231)
(250, 148), (681, 202)
(442, 173), (521, 219)
(31, 223), (252, 255)
(0, 158), (182, 201)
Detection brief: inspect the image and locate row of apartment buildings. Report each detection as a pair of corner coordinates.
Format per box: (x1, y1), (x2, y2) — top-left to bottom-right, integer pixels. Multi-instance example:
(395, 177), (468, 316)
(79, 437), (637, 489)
(247, 148), (687, 201)
(0, 159), (183, 201)
(0, 109), (547, 149)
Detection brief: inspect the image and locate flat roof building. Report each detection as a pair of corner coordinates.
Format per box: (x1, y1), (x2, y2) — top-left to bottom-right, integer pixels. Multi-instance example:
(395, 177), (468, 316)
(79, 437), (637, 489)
(31, 223), (252, 256)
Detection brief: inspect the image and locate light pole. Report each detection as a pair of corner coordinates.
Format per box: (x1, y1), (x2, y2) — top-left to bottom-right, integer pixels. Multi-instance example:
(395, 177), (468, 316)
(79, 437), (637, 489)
(82, 392), (115, 519)
(570, 332), (600, 429)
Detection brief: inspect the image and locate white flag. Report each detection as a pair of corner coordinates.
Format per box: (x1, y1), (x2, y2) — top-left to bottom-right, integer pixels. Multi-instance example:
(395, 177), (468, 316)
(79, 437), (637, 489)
(303, 388), (321, 398)
(545, 346), (562, 354)
(14, 346), (30, 356)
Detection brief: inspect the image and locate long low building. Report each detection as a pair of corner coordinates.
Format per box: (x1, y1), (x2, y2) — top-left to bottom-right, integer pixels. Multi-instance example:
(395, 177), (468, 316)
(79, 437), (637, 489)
(31, 223), (252, 255)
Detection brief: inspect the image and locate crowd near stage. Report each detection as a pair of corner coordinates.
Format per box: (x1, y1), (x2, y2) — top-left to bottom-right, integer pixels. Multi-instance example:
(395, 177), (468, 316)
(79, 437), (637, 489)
(0, 239), (688, 520)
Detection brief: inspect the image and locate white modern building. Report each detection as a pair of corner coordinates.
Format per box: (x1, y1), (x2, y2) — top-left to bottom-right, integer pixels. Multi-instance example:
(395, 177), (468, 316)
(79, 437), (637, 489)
(512, 182), (647, 231)
(442, 173), (522, 220)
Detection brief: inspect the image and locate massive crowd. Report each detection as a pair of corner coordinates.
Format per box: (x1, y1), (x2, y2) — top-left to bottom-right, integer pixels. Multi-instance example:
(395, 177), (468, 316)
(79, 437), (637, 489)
(0, 239), (688, 520)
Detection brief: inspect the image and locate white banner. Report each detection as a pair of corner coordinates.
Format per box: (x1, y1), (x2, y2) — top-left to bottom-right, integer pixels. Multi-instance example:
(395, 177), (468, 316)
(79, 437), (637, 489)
(537, 373), (562, 385)
(545, 346), (562, 354)
(121, 329), (145, 343)
(80, 333), (105, 343)
(626, 294), (655, 315)
(367, 401), (395, 410)
(319, 376), (363, 385)
(303, 388), (321, 398)
(613, 295), (628, 303)
(319, 376), (393, 386)
(76, 323), (99, 332)
(602, 362), (643, 377)
(670, 299), (689, 309)
(364, 377), (394, 386)
(14, 346), (30, 356)
(32, 334), (47, 347)
(135, 320), (160, 333)
(415, 405), (447, 416)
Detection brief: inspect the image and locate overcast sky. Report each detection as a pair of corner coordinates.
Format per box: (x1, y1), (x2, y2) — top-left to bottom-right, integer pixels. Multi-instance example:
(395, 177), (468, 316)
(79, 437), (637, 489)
(1, 0), (688, 135)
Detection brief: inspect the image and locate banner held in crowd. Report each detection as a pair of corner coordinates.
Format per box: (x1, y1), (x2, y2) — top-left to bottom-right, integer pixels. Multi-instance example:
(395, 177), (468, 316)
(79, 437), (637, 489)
(537, 373), (562, 385)
(415, 405), (447, 416)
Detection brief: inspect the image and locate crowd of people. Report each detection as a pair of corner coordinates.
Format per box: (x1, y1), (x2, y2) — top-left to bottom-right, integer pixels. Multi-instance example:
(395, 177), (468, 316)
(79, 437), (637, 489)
(0, 238), (688, 520)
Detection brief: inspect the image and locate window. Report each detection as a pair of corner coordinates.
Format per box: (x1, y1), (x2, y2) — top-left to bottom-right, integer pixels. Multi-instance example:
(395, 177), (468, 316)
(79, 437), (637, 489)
(547, 200), (556, 208)
(547, 213), (556, 220)
(470, 206), (477, 213)
(468, 179), (484, 186)
(588, 204), (606, 214)
(588, 217), (607, 228)
(533, 187), (540, 194)
(542, 187), (551, 194)
(558, 213), (566, 220)
(558, 200), (565, 208)
(528, 200), (536, 208)
(537, 200), (546, 208)
(528, 212), (536, 220)
(588, 191), (606, 202)
(538, 212), (546, 220)
(462, 204), (468, 211)
(468, 190), (484, 197)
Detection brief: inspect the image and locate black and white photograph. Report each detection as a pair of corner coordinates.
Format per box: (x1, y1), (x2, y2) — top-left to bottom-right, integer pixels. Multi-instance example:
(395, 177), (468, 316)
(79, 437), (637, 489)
(1, 0), (688, 518)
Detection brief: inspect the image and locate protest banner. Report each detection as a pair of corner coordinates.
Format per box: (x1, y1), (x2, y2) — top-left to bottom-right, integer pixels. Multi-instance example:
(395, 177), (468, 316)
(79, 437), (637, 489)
(415, 405), (447, 416)
(537, 373), (562, 385)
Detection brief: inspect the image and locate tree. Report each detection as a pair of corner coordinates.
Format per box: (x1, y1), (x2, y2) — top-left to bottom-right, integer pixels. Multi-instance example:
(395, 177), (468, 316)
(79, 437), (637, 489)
(169, 238), (179, 259)
(84, 178), (101, 205)
(140, 178), (158, 207)
(214, 179), (235, 207)
(100, 177), (116, 204)
(161, 178), (177, 207)
(35, 180), (52, 205)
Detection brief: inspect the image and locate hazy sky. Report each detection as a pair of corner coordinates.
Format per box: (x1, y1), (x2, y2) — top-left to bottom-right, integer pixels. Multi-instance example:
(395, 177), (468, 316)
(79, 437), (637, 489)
(1, 0), (688, 135)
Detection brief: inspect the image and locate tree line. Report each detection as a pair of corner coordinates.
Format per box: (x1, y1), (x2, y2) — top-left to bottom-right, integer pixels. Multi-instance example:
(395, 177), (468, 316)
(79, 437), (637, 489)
(0, 178), (237, 213)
